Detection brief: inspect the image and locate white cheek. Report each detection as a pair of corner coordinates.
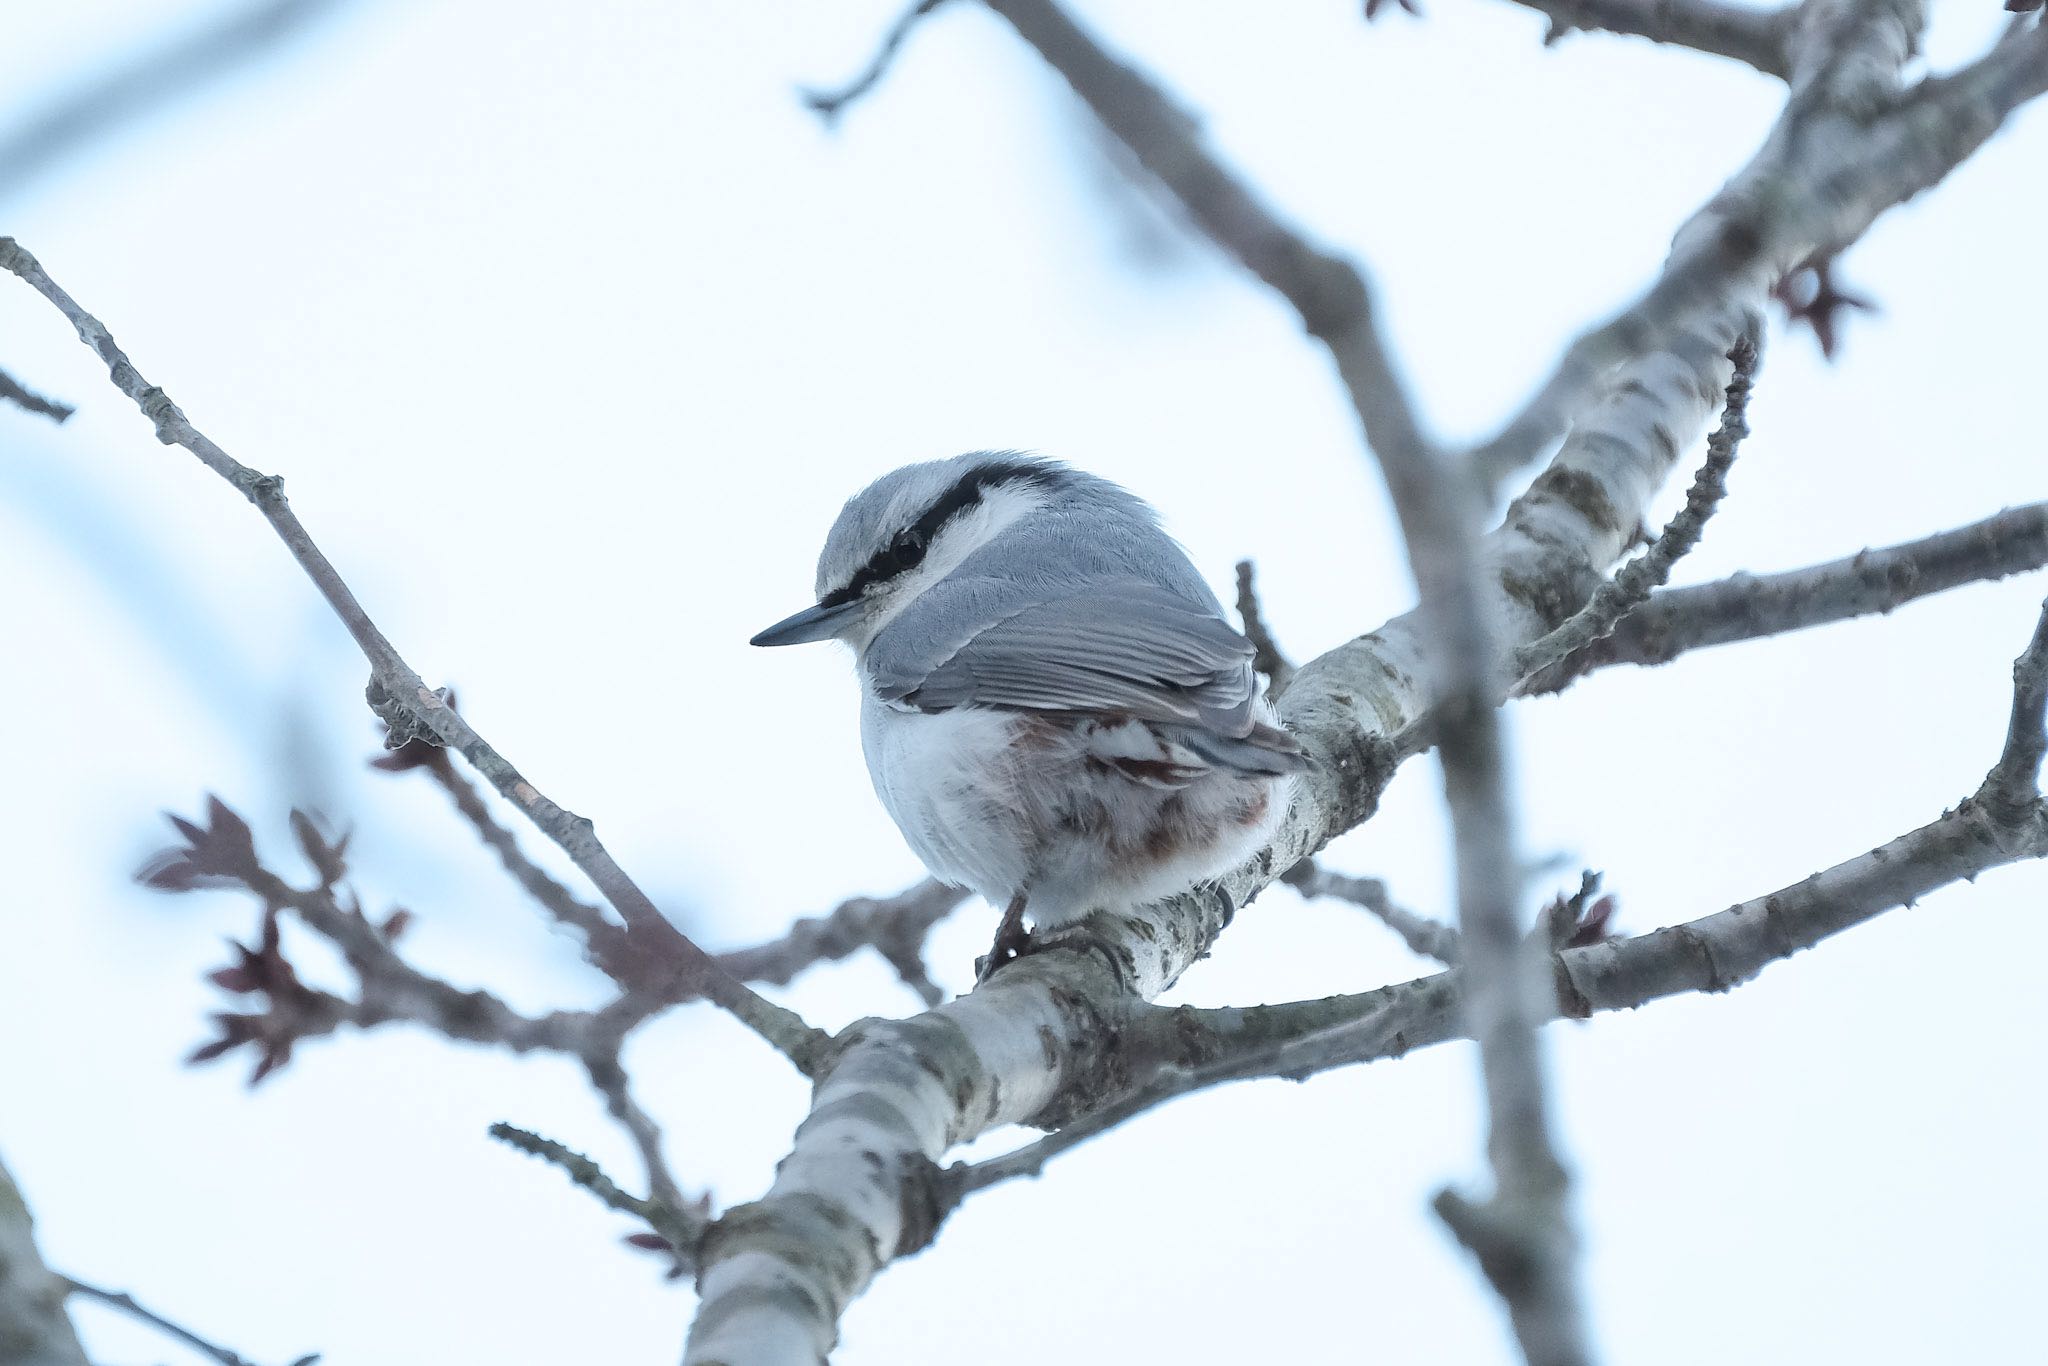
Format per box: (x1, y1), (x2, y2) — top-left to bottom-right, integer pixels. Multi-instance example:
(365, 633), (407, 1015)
(859, 485), (1046, 639)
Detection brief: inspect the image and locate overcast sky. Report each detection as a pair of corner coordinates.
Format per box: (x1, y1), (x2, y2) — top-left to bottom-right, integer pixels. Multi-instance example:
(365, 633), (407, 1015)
(3, 2), (2045, 1364)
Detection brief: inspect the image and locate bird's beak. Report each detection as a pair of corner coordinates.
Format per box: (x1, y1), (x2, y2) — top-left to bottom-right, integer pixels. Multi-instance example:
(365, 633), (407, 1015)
(750, 598), (862, 647)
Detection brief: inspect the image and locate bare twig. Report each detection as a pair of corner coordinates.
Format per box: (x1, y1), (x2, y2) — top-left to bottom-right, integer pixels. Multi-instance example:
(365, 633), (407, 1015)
(0, 237), (827, 1074)
(1514, 330), (1760, 685)
(0, 0), (352, 205)
(142, 797), (608, 1082)
(488, 1122), (703, 1262)
(714, 879), (967, 1008)
(62, 1274), (316, 1366)
(1502, 0), (1796, 76)
(373, 731), (614, 943)
(800, 0), (950, 124)
(1285, 860), (1460, 964)
(1983, 597), (2048, 819)
(584, 1050), (697, 1229)
(0, 364), (73, 421)
(1234, 560), (1297, 694)
(1528, 502), (2048, 693)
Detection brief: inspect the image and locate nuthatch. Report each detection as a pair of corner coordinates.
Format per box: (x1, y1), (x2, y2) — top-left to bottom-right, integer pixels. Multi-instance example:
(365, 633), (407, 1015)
(753, 453), (1302, 978)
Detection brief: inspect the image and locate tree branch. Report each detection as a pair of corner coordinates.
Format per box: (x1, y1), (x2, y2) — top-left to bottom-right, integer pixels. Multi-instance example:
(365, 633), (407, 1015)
(1469, 2), (2044, 488)
(0, 364), (72, 422)
(684, 0), (1778, 1350)
(1501, 0), (1797, 76)
(1285, 860), (1460, 964)
(372, 729), (614, 944)
(713, 879), (967, 1008)
(800, 0), (951, 123)
(1514, 328), (1760, 685)
(972, 782), (2048, 1192)
(0, 237), (827, 1075)
(1983, 596), (2048, 819)
(1530, 501), (2048, 692)
(60, 1275), (316, 1366)
(1234, 559), (1297, 694)
(488, 1122), (703, 1263)
(0, 1152), (89, 1366)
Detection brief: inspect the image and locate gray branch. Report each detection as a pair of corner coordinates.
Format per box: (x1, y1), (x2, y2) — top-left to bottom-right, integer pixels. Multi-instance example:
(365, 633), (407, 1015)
(713, 879), (967, 1009)
(59, 1276), (316, 1366)
(1286, 861), (1461, 964)
(0, 365), (73, 422)
(1501, 0), (1798, 74)
(1531, 501), (2048, 692)
(1234, 559), (1297, 695)
(1985, 597), (2048, 819)
(1470, 1), (2044, 487)
(0, 237), (826, 1076)
(0, 1153), (89, 1366)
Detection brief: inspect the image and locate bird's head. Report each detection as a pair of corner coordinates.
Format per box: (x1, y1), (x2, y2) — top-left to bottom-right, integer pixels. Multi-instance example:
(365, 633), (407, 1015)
(750, 451), (1071, 653)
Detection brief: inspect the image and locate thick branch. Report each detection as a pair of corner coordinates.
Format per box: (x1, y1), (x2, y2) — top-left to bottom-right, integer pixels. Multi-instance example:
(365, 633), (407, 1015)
(0, 1154), (89, 1366)
(1502, 0), (1796, 75)
(1470, 2), (2043, 485)
(0, 238), (826, 1075)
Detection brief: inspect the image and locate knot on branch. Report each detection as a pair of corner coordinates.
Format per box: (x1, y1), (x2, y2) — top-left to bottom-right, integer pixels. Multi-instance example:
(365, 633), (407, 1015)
(366, 676), (450, 753)
(136, 384), (189, 443)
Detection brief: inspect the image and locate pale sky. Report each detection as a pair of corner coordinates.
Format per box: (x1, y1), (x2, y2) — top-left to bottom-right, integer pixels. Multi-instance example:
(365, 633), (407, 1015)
(3, 3), (2045, 1364)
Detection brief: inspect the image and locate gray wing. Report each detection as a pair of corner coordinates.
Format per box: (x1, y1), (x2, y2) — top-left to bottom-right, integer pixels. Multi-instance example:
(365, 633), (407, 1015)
(866, 576), (1260, 736)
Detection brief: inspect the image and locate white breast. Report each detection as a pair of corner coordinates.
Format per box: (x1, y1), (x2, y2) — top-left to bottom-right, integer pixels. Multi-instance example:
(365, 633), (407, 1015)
(859, 691), (1033, 907)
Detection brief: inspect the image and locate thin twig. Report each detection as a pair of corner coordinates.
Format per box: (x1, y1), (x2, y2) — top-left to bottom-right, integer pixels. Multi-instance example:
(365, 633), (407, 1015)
(0, 364), (73, 421)
(585, 1050), (696, 1225)
(0, 237), (827, 1075)
(380, 741), (614, 942)
(489, 1122), (703, 1262)
(1285, 860), (1459, 964)
(62, 1274), (316, 1366)
(800, 0), (950, 124)
(1514, 329), (1761, 685)
(713, 879), (966, 1008)
(1234, 559), (1296, 694)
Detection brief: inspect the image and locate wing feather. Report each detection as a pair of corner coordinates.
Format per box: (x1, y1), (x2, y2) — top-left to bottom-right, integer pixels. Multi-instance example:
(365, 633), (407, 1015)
(867, 577), (1262, 736)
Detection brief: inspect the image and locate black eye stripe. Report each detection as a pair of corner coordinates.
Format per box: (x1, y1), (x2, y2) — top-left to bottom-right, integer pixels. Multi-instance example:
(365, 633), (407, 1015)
(820, 457), (1055, 607)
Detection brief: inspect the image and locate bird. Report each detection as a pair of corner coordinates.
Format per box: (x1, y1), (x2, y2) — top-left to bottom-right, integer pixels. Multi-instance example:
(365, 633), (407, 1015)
(750, 452), (1305, 980)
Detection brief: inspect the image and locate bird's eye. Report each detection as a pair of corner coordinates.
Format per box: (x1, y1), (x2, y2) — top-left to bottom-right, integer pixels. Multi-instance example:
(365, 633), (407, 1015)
(890, 528), (925, 561)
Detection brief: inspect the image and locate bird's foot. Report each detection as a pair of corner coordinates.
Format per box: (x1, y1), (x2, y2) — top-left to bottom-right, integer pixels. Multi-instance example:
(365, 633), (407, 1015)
(973, 892), (1032, 985)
